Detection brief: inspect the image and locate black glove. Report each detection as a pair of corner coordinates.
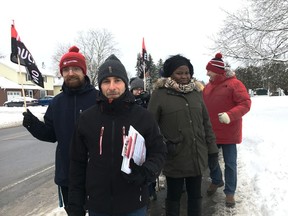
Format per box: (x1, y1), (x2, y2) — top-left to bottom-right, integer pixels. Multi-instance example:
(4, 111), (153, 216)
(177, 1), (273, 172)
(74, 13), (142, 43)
(22, 109), (38, 128)
(135, 91), (150, 108)
(122, 159), (147, 186)
(208, 153), (219, 172)
(139, 91), (150, 101)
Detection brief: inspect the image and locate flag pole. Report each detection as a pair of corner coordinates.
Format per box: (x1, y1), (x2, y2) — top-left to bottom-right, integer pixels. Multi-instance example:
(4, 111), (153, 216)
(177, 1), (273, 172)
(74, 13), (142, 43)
(142, 37), (147, 91)
(143, 62), (146, 91)
(18, 55), (27, 110)
(12, 20), (27, 110)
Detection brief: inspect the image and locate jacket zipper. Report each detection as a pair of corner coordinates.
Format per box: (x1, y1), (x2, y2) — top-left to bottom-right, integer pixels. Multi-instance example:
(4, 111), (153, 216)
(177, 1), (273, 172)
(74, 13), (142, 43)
(99, 126), (104, 155)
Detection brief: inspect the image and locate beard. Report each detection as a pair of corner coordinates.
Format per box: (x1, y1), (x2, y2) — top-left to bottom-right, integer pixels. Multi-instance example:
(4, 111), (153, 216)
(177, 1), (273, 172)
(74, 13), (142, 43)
(64, 76), (85, 89)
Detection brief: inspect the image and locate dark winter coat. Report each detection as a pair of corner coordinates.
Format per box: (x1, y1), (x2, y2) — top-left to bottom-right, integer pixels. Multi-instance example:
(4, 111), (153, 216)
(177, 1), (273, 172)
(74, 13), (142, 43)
(134, 91), (150, 108)
(148, 78), (218, 178)
(68, 90), (166, 215)
(203, 72), (251, 144)
(25, 76), (98, 186)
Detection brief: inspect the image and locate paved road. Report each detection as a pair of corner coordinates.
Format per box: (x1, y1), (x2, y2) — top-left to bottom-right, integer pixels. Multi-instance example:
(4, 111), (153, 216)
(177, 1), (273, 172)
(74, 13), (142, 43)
(0, 126), (57, 216)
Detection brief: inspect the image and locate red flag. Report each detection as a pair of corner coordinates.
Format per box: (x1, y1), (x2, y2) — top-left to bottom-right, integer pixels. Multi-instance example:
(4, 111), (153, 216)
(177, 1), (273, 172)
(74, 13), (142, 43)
(138, 38), (148, 79)
(10, 24), (44, 88)
(142, 37), (147, 62)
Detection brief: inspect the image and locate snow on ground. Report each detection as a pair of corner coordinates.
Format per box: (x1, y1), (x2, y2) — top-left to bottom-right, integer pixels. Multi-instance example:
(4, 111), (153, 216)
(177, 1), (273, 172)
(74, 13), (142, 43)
(1, 95), (288, 215)
(0, 106), (47, 129)
(211, 96), (288, 216)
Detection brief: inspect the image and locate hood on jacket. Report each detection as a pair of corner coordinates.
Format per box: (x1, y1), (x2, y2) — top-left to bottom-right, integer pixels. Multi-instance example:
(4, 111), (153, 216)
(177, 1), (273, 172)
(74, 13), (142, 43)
(152, 77), (204, 92)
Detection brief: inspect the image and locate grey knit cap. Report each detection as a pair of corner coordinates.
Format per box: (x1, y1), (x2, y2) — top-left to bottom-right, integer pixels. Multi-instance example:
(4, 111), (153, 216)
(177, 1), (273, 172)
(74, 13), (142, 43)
(98, 54), (128, 87)
(130, 77), (144, 90)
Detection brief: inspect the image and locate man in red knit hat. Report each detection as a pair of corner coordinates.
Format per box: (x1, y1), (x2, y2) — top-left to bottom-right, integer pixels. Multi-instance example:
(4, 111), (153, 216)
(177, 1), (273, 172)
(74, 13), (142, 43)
(203, 53), (251, 208)
(22, 46), (98, 213)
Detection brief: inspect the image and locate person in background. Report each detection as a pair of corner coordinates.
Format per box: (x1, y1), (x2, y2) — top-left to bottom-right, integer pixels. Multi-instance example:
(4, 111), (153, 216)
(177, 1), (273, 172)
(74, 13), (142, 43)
(129, 77), (150, 109)
(129, 77), (157, 201)
(22, 46), (99, 213)
(66, 54), (166, 216)
(148, 54), (219, 216)
(203, 53), (251, 208)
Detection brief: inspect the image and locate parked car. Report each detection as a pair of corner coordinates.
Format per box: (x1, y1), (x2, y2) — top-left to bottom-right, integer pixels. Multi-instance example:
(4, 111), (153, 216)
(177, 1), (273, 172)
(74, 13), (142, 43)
(37, 95), (54, 106)
(270, 88), (286, 96)
(3, 96), (38, 107)
(254, 88), (268, 95)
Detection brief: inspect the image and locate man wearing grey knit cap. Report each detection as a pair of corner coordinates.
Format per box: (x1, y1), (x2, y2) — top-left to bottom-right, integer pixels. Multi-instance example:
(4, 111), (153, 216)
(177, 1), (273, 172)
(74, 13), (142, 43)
(129, 77), (150, 109)
(67, 54), (167, 216)
(98, 54), (129, 89)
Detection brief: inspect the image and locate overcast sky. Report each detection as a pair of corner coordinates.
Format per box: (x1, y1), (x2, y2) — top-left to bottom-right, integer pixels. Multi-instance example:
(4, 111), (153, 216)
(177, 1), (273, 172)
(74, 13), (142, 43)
(1, 0), (244, 82)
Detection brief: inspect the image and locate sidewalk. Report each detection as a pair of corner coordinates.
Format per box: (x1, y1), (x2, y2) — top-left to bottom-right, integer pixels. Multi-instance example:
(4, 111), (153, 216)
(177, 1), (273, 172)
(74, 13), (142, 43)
(147, 170), (216, 216)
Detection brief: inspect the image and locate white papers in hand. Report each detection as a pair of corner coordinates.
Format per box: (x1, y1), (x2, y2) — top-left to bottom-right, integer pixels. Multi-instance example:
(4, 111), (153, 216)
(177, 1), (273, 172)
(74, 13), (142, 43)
(121, 125), (146, 174)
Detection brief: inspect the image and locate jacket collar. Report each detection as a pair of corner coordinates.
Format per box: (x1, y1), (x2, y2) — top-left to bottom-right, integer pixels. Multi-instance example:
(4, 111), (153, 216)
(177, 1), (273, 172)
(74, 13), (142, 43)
(97, 89), (135, 115)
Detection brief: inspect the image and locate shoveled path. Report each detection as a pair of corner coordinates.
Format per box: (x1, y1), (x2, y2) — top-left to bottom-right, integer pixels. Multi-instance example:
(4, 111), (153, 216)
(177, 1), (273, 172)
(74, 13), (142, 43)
(147, 169), (218, 216)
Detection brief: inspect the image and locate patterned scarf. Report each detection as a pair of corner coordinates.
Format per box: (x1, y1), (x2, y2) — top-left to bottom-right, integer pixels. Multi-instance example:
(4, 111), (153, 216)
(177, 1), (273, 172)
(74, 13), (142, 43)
(164, 77), (197, 93)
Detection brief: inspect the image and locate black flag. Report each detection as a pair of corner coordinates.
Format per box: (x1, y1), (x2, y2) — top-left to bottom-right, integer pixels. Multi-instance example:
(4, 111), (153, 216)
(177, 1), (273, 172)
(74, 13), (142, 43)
(10, 24), (44, 88)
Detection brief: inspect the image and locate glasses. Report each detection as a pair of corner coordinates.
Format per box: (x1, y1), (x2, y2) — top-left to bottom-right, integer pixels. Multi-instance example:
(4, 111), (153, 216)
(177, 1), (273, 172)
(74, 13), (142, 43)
(62, 67), (82, 74)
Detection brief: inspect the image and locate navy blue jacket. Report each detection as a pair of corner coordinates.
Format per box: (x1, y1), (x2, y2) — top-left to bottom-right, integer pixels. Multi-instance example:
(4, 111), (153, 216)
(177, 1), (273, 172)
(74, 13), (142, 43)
(25, 76), (98, 186)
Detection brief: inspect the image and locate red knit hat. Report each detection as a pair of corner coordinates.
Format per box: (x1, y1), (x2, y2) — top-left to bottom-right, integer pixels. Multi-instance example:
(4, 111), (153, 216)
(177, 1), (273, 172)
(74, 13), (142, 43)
(206, 53), (225, 74)
(59, 46), (87, 75)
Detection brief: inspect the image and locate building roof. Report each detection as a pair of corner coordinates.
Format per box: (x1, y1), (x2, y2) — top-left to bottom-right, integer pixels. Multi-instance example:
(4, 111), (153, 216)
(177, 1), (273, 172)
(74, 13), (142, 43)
(0, 76), (43, 90)
(0, 58), (55, 77)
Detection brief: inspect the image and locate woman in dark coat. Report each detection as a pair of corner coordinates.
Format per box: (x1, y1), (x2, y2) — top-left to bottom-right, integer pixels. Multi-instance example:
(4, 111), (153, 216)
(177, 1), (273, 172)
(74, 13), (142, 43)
(148, 54), (218, 216)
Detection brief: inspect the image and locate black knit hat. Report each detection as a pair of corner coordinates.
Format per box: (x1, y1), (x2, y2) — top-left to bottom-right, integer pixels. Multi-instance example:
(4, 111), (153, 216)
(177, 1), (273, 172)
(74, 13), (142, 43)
(98, 54), (128, 87)
(162, 54), (194, 77)
(130, 77), (144, 90)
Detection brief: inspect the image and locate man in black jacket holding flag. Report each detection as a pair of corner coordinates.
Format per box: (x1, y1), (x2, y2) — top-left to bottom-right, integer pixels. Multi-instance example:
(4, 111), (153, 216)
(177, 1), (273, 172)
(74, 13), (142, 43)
(22, 46), (98, 213)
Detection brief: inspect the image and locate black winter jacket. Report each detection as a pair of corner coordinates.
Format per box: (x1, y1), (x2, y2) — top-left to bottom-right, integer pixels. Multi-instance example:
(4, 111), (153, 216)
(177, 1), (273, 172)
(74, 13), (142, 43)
(67, 90), (166, 215)
(25, 76), (98, 186)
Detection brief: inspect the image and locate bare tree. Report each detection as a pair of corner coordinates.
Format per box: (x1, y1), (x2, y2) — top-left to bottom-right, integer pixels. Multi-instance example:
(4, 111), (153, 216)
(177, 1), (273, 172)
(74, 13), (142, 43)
(76, 29), (119, 86)
(211, 0), (288, 65)
(51, 43), (72, 77)
(51, 28), (119, 87)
